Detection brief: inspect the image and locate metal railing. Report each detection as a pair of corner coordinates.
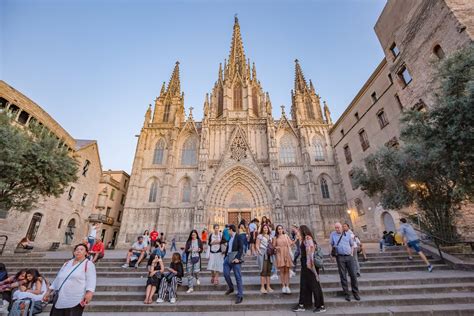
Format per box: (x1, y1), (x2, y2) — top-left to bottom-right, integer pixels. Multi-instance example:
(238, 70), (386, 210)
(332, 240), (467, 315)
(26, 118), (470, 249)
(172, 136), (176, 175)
(0, 235), (8, 255)
(416, 228), (474, 263)
(88, 213), (114, 225)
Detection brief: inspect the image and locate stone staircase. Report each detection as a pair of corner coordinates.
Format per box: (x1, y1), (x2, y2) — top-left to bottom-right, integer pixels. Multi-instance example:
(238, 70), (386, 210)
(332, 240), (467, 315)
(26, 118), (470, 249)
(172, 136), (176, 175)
(1, 249), (474, 315)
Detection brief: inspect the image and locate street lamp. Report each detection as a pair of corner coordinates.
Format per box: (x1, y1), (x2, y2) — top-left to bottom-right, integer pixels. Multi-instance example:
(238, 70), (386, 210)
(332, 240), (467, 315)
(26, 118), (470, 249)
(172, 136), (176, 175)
(347, 209), (352, 215)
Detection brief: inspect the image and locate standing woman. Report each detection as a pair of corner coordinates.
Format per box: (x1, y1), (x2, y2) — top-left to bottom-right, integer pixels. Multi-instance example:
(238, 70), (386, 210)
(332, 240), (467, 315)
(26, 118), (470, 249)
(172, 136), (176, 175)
(207, 224), (224, 285)
(43, 243), (96, 316)
(256, 224), (273, 293)
(142, 230), (151, 253)
(292, 225), (326, 313)
(184, 230), (203, 293)
(273, 225), (294, 294)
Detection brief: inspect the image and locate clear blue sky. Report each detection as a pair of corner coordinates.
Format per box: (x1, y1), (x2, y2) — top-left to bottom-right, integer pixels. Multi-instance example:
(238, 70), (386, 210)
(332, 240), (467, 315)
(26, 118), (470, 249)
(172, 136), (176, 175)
(1, 0), (386, 173)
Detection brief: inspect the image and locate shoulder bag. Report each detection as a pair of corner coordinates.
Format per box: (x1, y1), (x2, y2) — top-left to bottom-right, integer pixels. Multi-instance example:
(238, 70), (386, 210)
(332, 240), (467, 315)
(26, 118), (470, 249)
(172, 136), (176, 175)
(48, 259), (86, 305)
(330, 233), (344, 257)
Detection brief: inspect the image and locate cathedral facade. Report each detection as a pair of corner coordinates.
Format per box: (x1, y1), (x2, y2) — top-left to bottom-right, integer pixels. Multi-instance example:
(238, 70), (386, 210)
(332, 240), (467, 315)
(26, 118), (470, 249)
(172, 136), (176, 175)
(118, 18), (348, 245)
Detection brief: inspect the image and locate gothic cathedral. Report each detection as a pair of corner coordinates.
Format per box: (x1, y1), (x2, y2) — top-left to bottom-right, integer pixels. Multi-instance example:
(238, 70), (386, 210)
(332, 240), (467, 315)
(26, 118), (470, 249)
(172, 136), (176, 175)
(118, 17), (348, 245)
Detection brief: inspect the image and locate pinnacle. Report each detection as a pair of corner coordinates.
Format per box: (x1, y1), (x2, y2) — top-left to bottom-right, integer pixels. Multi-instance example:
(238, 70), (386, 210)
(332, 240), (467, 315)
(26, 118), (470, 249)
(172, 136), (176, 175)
(227, 15), (247, 79)
(294, 58), (308, 93)
(166, 61), (181, 97)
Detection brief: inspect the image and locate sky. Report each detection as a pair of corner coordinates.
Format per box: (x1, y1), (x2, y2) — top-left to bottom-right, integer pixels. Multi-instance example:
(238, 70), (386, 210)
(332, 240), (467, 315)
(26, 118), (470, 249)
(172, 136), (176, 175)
(1, 0), (386, 173)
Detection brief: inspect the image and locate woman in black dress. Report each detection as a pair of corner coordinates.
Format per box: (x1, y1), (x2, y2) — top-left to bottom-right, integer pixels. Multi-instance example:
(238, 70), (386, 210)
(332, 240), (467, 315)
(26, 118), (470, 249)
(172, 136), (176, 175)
(292, 225), (326, 313)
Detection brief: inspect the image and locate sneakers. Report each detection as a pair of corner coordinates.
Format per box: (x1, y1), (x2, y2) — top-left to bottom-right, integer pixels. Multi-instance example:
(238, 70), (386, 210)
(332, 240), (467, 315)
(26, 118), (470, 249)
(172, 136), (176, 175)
(271, 274), (278, 280)
(292, 304), (306, 312)
(286, 286), (292, 294)
(156, 298), (164, 303)
(186, 288), (194, 293)
(196, 278), (201, 286)
(313, 306), (327, 313)
(408, 256), (414, 261)
(121, 264), (129, 268)
(289, 270), (296, 278)
(282, 286), (287, 294)
(428, 265), (433, 272)
(134, 263), (139, 268)
(170, 298), (176, 304)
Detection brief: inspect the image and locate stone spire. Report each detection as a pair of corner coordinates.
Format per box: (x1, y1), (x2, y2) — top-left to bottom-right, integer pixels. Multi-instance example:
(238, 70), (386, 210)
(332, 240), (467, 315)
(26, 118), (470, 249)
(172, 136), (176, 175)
(227, 15), (247, 79)
(294, 59), (308, 93)
(159, 81), (166, 97)
(144, 104), (152, 126)
(323, 101), (332, 125)
(166, 61), (181, 97)
(218, 63), (223, 83)
(252, 62), (257, 81)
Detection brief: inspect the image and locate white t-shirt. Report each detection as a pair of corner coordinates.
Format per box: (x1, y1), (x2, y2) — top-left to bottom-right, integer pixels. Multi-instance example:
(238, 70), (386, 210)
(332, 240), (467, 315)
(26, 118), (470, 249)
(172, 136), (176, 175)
(50, 259), (96, 309)
(132, 241), (146, 251)
(88, 225), (97, 239)
(249, 223), (257, 233)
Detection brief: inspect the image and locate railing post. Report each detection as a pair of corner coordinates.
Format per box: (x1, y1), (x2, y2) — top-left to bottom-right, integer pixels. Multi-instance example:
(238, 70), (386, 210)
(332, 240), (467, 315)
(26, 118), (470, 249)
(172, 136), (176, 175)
(435, 240), (445, 263)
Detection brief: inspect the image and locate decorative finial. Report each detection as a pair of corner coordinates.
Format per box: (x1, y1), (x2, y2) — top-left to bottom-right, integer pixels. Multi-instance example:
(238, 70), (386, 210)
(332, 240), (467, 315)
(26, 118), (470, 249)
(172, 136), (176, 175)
(295, 59), (299, 63)
(189, 106), (194, 118)
(234, 13), (238, 22)
(281, 105), (286, 114)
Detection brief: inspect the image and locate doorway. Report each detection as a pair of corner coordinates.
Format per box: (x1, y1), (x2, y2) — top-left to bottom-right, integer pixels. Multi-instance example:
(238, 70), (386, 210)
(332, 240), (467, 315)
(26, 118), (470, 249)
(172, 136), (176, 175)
(382, 212), (396, 232)
(65, 219), (76, 245)
(228, 211), (251, 227)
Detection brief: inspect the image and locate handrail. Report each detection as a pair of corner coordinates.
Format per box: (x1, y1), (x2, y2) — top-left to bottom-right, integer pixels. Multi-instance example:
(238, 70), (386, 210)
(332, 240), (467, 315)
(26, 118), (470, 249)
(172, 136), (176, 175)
(415, 228), (474, 263)
(0, 235), (8, 255)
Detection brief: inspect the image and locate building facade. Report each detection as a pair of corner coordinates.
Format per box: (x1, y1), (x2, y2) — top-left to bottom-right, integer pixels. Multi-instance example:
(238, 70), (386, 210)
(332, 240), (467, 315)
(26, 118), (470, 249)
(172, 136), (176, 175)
(119, 17), (348, 245)
(330, 0), (473, 240)
(92, 170), (130, 248)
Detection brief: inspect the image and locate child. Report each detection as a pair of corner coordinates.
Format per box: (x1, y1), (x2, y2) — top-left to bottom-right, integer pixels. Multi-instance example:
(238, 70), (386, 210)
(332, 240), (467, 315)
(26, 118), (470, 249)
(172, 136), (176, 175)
(157, 252), (184, 304)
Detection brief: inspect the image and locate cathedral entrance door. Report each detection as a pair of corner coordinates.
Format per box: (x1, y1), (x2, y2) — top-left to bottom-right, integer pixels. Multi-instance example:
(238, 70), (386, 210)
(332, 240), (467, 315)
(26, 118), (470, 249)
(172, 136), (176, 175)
(228, 211), (251, 227)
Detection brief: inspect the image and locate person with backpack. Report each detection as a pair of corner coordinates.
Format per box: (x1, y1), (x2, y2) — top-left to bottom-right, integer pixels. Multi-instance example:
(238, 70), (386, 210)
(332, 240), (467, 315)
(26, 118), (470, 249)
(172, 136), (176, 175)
(43, 243), (96, 316)
(207, 224), (224, 286)
(255, 224), (274, 294)
(292, 225), (326, 313)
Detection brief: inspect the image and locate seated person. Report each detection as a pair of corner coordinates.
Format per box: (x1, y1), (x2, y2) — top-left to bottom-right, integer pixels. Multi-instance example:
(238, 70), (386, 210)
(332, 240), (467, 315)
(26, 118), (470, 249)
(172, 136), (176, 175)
(385, 231), (395, 246)
(153, 241), (167, 258)
(122, 236), (147, 268)
(12, 269), (48, 302)
(18, 237), (34, 250)
(89, 238), (105, 263)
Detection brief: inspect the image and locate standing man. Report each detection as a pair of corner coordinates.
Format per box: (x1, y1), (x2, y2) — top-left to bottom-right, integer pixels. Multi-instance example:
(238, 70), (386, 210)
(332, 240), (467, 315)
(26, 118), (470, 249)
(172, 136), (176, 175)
(290, 224), (300, 278)
(223, 224), (244, 304)
(342, 223), (361, 277)
(330, 222), (360, 302)
(399, 218), (433, 272)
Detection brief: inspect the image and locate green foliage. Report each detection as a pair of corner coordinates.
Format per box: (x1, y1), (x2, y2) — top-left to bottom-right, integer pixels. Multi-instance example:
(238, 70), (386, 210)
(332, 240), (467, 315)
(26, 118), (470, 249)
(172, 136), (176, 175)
(0, 111), (78, 213)
(352, 44), (474, 242)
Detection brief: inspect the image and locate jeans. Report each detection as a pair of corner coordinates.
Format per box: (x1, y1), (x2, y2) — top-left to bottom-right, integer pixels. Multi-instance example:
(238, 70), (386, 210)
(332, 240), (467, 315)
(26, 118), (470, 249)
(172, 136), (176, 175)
(223, 256), (243, 298)
(379, 239), (385, 251)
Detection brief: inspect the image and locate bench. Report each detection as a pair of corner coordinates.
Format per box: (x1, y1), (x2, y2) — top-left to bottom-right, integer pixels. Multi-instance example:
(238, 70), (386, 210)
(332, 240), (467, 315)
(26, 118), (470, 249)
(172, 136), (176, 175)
(49, 242), (60, 251)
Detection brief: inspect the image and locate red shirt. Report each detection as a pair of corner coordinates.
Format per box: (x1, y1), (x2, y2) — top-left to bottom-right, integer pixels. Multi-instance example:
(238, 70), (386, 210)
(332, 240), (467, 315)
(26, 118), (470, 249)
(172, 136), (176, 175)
(91, 242), (104, 255)
(150, 230), (159, 241)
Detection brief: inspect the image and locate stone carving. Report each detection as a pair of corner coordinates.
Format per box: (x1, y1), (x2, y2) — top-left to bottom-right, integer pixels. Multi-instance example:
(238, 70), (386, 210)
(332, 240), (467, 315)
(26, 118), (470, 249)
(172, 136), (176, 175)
(230, 133), (247, 161)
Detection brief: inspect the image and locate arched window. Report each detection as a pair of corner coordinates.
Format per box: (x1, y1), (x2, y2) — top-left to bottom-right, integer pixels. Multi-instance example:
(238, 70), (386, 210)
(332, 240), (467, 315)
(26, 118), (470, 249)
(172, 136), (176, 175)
(153, 139), (165, 165)
(181, 137), (197, 165)
(181, 179), (191, 203)
(320, 177), (330, 199)
(279, 134), (297, 165)
(306, 100), (315, 119)
(355, 198), (364, 215)
(313, 137), (325, 161)
(233, 82), (242, 110)
(163, 103), (171, 122)
(148, 180), (158, 202)
(65, 219), (76, 245)
(217, 88), (224, 117)
(26, 213), (43, 241)
(287, 175), (298, 201)
(252, 87), (258, 116)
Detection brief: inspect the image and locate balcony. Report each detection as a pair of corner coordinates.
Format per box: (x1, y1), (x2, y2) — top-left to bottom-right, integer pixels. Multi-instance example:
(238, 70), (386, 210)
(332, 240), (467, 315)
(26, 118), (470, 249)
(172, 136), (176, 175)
(88, 213), (114, 226)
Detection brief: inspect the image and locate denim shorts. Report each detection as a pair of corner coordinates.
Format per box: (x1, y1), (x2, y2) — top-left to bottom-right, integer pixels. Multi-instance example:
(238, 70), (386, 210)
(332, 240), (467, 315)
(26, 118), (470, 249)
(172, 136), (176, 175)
(407, 240), (421, 253)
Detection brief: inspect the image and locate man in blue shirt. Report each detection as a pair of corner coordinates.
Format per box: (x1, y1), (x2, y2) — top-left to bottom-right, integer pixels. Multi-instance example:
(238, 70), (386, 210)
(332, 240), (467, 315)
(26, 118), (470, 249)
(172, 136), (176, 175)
(399, 218), (433, 272)
(330, 222), (360, 301)
(223, 223), (244, 304)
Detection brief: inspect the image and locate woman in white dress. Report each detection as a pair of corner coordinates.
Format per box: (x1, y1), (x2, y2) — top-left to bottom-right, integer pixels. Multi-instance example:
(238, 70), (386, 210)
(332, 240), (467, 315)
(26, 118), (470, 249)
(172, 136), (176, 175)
(207, 224), (224, 285)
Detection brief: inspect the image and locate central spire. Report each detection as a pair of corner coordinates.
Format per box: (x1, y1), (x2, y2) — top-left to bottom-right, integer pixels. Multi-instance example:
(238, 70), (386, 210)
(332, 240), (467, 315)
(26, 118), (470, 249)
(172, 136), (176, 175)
(166, 61), (181, 97)
(227, 15), (247, 79)
(294, 59), (308, 93)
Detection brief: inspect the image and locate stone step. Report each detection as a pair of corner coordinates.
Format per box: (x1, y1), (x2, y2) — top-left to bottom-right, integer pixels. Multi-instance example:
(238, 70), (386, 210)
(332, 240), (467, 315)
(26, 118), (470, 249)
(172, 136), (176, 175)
(94, 275), (474, 292)
(87, 282), (474, 301)
(35, 264), (449, 278)
(39, 292), (474, 313)
(3, 259), (441, 271)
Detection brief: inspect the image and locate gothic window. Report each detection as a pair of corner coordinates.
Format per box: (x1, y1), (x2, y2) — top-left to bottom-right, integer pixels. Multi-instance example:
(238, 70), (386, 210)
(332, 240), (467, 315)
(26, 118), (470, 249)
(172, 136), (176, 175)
(313, 137), (325, 161)
(148, 180), (158, 202)
(305, 100), (315, 119)
(279, 134), (297, 165)
(153, 139), (165, 165)
(252, 87), (258, 116)
(163, 103), (171, 122)
(181, 178), (191, 203)
(287, 175), (298, 201)
(233, 82), (242, 110)
(181, 137), (197, 165)
(217, 88), (224, 117)
(320, 177), (330, 199)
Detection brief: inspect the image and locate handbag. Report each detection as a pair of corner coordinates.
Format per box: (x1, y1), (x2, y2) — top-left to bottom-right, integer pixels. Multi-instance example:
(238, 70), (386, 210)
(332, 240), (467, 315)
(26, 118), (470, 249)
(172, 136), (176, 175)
(190, 255), (200, 265)
(331, 233), (344, 257)
(49, 259), (86, 305)
(266, 238), (276, 257)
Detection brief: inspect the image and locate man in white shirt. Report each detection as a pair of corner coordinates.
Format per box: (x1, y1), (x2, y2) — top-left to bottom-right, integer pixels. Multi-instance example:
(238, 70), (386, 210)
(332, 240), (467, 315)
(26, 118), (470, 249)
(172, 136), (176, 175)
(122, 236), (147, 268)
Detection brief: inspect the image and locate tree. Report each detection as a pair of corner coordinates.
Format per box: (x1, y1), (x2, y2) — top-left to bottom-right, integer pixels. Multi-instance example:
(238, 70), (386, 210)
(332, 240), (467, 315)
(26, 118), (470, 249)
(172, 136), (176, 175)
(352, 44), (474, 243)
(0, 111), (78, 213)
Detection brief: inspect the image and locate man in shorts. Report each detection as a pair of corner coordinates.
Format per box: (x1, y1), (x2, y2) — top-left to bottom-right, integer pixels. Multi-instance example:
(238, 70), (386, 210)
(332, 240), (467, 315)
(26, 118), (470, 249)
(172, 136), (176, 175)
(399, 218), (433, 272)
(122, 236), (147, 268)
